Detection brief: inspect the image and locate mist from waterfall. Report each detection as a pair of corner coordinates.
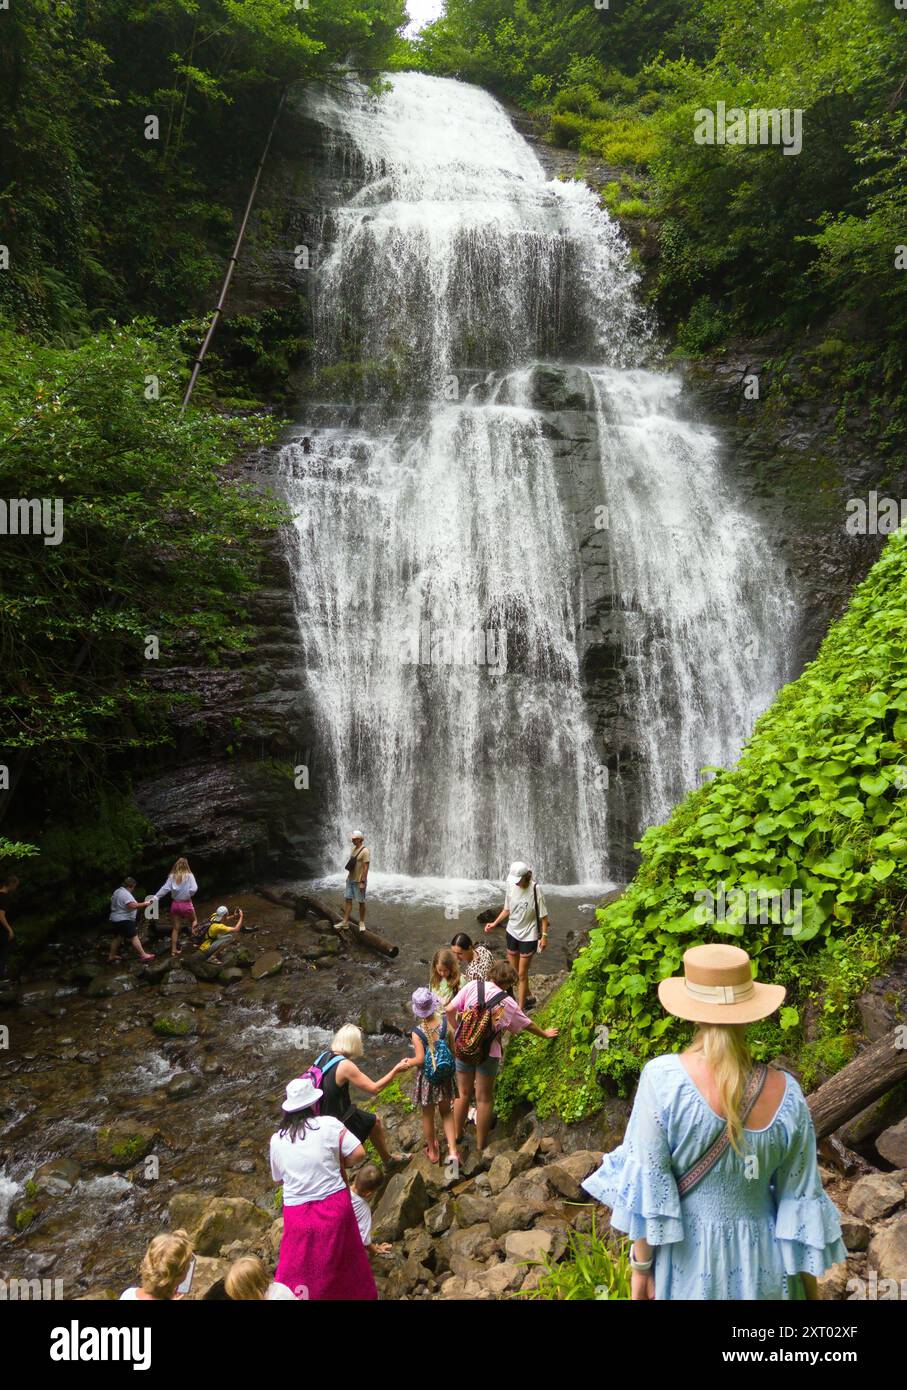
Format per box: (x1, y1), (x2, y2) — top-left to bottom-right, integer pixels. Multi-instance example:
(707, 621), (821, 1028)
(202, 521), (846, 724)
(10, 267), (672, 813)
(280, 73), (794, 884)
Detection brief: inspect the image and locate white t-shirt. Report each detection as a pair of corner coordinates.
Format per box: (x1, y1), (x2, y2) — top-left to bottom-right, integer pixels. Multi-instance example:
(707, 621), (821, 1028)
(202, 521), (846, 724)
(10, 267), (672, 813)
(110, 887), (139, 923)
(266, 1282), (297, 1300)
(270, 1116), (360, 1205)
(155, 873), (198, 902)
(505, 879), (547, 942)
(350, 1189), (372, 1245)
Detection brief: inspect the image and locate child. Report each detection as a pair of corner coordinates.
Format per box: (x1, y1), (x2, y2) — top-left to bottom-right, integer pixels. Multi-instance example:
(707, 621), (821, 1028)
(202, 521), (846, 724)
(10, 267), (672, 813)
(350, 1164), (391, 1257)
(410, 986), (459, 1166)
(429, 947), (464, 1006)
(197, 905), (243, 953)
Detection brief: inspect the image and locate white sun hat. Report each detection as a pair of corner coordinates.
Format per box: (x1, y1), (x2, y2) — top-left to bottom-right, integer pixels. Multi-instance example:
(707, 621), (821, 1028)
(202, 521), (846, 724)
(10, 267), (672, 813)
(507, 861), (533, 884)
(282, 1077), (323, 1113)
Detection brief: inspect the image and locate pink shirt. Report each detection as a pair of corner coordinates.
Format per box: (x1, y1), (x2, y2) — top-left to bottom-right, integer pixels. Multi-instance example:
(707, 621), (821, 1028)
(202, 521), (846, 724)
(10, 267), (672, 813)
(449, 980), (531, 1059)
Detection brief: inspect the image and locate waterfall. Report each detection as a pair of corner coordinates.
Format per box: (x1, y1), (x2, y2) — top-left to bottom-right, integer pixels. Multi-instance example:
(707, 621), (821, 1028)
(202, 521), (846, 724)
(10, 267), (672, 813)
(281, 73), (794, 884)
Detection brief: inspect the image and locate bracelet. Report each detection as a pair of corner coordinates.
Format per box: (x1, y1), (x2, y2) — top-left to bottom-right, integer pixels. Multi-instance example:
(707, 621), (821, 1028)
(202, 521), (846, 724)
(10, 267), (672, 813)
(629, 1251), (654, 1273)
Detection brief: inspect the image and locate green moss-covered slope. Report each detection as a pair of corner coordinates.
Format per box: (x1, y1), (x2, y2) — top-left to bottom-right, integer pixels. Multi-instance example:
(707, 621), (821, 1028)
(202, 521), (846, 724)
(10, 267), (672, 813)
(499, 530), (907, 1123)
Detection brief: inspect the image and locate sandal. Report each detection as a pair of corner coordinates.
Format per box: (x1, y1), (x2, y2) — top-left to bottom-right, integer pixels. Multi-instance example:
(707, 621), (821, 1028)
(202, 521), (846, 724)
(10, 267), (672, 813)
(425, 1140), (440, 1164)
(384, 1152), (407, 1170)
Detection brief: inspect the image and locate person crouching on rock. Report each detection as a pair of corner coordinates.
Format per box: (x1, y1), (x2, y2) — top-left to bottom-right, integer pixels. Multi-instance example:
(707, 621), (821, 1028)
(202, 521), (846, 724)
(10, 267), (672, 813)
(315, 1024), (415, 1171)
(197, 905), (243, 953)
(271, 1077), (377, 1301)
(484, 860), (549, 1011)
(154, 856), (198, 956)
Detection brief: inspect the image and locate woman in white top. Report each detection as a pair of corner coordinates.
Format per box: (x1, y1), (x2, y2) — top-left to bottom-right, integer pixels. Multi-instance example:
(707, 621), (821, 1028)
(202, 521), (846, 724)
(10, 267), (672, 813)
(270, 1077), (377, 1301)
(155, 856), (199, 956)
(120, 1229), (194, 1301)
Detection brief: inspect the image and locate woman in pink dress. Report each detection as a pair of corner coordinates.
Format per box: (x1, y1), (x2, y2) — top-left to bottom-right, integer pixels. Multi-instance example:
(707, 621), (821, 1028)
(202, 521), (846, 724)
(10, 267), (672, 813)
(270, 1077), (377, 1301)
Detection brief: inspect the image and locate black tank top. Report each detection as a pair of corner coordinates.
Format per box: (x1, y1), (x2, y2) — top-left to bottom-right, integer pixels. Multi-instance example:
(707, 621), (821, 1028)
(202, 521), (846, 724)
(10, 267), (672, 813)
(319, 1052), (353, 1121)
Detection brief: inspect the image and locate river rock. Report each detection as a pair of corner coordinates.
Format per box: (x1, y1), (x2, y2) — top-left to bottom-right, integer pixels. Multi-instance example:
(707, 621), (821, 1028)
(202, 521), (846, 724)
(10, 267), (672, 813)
(544, 1150), (601, 1201)
(96, 1122), (158, 1168)
(472, 1261), (524, 1296)
(70, 963), (104, 984)
(160, 969), (196, 996)
(34, 1156), (81, 1197)
(167, 1071), (201, 1100)
(442, 1223), (499, 1273)
(218, 967), (244, 985)
(490, 1195), (546, 1240)
(153, 1005), (198, 1037)
(876, 1117), (907, 1169)
(487, 1154), (517, 1193)
(438, 1273), (490, 1301)
(250, 952), (283, 980)
(847, 1172), (905, 1222)
(142, 956), (174, 983)
(168, 1193), (272, 1256)
(371, 1166), (430, 1243)
(454, 1193), (493, 1227)
(424, 1193), (454, 1235)
(85, 973), (136, 999)
(867, 1213), (907, 1284)
(183, 955), (224, 983)
(504, 1228), (554, 1264)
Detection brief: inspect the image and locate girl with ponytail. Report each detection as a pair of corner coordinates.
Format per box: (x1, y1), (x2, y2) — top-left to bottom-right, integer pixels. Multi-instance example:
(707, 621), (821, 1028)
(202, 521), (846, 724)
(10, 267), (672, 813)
(582, 944), (846, 1301)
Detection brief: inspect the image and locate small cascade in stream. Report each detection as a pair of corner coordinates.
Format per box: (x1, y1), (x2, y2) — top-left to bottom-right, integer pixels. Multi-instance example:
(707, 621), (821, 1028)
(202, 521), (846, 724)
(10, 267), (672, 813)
(281, 73), (795, 882)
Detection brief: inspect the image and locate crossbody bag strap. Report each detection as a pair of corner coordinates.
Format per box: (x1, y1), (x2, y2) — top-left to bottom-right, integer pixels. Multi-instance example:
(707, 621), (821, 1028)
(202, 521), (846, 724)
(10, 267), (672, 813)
(677, 1064), (768, 1200)
(338, 1125), (350, 1186)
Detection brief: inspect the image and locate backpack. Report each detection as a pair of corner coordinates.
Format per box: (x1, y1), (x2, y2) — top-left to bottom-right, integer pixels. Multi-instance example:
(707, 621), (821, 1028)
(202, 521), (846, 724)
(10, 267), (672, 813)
(414, 1016), (455, 1085)
(299, 1051), (343, 1116)
(454, 979), (507, 1067)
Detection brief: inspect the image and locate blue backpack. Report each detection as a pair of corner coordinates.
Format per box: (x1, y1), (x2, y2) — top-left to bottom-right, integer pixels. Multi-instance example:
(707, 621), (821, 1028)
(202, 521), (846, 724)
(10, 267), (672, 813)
(414, 1016), (455, 1085)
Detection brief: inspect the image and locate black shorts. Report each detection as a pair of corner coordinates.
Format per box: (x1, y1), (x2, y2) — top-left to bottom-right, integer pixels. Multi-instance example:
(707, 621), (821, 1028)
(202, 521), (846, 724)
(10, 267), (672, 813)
(505, 932), (538, 957)
(342, 1108), (377, 1143)
(111, 919), (138, 940)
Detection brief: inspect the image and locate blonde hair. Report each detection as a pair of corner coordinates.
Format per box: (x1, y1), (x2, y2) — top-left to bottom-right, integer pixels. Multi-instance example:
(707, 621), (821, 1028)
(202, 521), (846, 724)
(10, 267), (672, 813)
(225, 1256), (270, 1301)
(430, 948), (459, 992)
(139, 1229), (194, 1300)
(331, 1023), (364, 1058)
(170, 857), (191, 885)
(689, 1023), (753, 1153)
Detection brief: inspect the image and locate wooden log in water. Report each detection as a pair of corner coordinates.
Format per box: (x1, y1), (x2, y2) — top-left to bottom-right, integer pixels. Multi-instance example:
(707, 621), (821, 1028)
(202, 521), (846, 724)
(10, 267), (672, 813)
(254, 886), (399, 958)
(807, 1032), (907, 1140)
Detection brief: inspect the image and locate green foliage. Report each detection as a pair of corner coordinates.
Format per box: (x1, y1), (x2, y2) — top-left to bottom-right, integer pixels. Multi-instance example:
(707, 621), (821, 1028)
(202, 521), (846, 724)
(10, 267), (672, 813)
(500, 531), (907, 1121)
(519, 1215), (631, 1301)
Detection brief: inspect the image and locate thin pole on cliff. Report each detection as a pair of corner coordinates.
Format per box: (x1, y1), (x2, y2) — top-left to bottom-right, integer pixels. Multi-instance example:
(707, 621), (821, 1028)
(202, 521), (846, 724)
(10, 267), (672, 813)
(180, 84), (289, 418)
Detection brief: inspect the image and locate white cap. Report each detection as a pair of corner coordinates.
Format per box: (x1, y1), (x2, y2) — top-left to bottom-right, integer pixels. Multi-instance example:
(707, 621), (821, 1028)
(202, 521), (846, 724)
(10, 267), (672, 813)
(507, 861), (532, 884)
(351, 830), (364, 841)
(213, 906), (229, 919)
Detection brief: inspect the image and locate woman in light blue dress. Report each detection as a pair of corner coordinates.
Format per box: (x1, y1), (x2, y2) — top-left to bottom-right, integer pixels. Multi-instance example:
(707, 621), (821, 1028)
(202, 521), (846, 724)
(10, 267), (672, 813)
(582, 943), (846, 1300)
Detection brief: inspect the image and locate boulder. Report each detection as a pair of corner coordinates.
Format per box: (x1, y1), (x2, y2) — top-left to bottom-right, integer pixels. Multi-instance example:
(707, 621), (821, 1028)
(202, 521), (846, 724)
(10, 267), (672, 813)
(867, 1212), (907, 1284)
(159, 969), (196, 996)
(876, 1117), (907, 1169)
(96, 1122), (158, 1168)
(424, 1194), (454, 1235)
(71, 963), (104, 984)
(182, 955), (223, 983)
(251, 952), (283, 981)
(839, 1217), (871, 1253)
(454, 1193), (493, 1228)
(438, 1274), (489, 1301)
(185, 1256), (231, 1301)
(267, 1218), (283, 1265)
(847, 1173), (905, 1222)
(504, 1228), (554, 1264)
(487, 1154), (516, 1194)
(86, 973), (136, 999)
(404, 1227), (436, 1270)
(383, 1256), (433, 1300)
(544, 1150), (601, 1201)
(472, 1261), (524, 1296)
(153, 1006), (198, 1037)
(490, 1196), (545, 1240)
(218, 968), (244, 985)
(817, 1260), (852, 1301)
(168, 1194), (272, 1256)
(167, 1071), (201, 1101)
(141, 957), (174, 983)
(34, 1156), (81, 1197)
(443, 1223), (499, 1268)
(371, 1167), (430, 1243)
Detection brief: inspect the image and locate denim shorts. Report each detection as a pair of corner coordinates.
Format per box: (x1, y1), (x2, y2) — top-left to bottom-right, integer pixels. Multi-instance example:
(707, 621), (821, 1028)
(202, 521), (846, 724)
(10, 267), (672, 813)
(455, 1054), (500, 1078)
(344, 881), (366, 903)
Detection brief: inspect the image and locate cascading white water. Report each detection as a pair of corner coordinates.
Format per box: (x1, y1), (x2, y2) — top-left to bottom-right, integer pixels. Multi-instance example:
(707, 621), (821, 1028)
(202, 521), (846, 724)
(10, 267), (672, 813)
(281, 72), (794, 883)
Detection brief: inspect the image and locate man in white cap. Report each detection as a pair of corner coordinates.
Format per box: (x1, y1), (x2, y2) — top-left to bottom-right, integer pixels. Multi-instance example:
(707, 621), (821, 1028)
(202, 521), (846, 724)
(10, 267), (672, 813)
(484, 861), (549, 1010)
(197, 904), (244, 953)
(341, 831), (370, 931)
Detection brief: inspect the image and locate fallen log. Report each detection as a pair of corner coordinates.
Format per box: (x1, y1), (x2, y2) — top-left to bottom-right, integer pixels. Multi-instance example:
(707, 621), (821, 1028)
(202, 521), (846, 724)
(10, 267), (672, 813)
(817, 1134), (876, 1177)
(807, 1032), (907, 1140)
(254, 886), (399, 958)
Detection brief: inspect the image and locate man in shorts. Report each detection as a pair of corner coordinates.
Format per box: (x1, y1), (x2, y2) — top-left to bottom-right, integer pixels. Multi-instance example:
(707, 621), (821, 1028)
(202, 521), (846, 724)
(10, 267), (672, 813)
(484, 860), (549, 1010)
(341, 830), (370, 931)
(107, 876), (155, 963)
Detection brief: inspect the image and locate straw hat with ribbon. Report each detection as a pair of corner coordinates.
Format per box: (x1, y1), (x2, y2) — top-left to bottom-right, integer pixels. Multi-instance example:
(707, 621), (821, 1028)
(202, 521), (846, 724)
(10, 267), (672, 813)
(657, 943), (785, 1025)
